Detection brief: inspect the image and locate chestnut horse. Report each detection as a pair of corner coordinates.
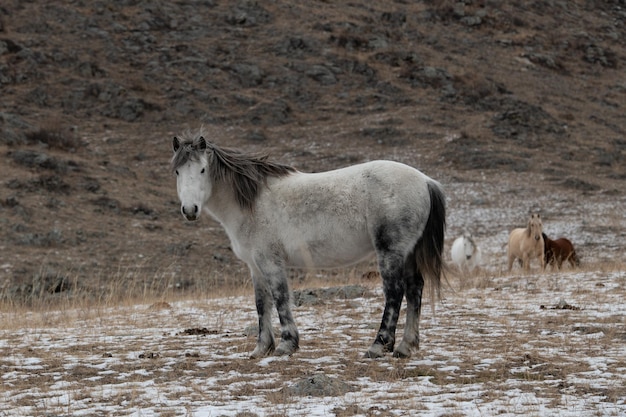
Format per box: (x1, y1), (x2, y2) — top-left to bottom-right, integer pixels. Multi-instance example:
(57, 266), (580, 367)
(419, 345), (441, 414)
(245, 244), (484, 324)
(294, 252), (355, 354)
(542, 233), (580, 269)
(507, 213), (544, 272)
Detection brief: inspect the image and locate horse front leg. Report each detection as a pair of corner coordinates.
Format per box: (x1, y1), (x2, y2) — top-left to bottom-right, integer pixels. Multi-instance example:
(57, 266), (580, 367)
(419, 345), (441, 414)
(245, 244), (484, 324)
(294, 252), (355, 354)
(250, 275), (276, 359)
(270, 272), (299, 356)
(366, 253), (405, 358)
(249, 261), (300, 358)
(522, 253), (531, 272)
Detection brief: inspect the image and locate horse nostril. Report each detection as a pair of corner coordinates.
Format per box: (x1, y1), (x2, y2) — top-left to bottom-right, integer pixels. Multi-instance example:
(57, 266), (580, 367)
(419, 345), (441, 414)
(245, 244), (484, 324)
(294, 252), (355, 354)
(193, 204), (199, 214)
(181, 206), (187, 215)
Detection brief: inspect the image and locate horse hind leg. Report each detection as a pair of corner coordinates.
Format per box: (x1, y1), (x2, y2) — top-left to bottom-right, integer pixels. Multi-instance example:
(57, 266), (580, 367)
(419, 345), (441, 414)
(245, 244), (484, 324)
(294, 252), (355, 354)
(394, 258), (423, 359)
(365, 251), (405, 359)
(507, 252), (515, 271)
(563, 251), (577, 268)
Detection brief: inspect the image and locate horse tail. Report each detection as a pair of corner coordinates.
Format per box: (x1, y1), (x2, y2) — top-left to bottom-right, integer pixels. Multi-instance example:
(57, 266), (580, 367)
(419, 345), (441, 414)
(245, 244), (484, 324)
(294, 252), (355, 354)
(572, 249), (581, 267)
(415, 181), (446, 305)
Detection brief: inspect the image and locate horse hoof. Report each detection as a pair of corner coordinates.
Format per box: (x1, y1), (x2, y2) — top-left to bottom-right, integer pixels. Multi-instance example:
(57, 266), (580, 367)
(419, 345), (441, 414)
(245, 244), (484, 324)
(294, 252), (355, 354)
(250, 344), (275, 359)
(393, 341), (415, 358)
(364, 345), (385, 359)
(392, 348), (411, 359)
(274, 341), (298, 357)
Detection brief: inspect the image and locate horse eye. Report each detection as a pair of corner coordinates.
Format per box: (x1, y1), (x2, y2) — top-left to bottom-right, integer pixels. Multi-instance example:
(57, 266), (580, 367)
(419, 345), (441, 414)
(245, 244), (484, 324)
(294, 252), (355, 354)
(175, 170), (179, 176)
(201, 168), (205, 174)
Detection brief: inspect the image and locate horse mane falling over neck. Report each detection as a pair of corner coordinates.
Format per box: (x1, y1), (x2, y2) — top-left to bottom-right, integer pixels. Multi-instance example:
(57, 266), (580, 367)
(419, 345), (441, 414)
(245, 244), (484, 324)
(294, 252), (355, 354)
(171, 129), (296, 210)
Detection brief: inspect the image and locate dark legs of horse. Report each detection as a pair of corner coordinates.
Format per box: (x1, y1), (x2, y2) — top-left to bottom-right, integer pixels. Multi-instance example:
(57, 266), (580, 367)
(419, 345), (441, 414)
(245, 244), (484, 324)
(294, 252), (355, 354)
(366, 251), (406, 359)
(250, 262), (299, 359)
(394, 259), (424, 358)
(251, 278), (275, 358)
(272, 274), (299, 356)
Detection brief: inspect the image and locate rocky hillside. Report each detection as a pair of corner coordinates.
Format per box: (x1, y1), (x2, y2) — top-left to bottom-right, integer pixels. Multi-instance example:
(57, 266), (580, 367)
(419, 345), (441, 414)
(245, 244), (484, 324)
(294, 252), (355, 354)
(0, 0), (624, 301)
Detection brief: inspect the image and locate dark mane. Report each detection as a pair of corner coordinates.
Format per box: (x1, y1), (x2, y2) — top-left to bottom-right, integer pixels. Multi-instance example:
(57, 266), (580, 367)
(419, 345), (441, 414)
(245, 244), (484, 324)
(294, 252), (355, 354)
(171, 130), (296, 210)
(170, 137), (201, 174)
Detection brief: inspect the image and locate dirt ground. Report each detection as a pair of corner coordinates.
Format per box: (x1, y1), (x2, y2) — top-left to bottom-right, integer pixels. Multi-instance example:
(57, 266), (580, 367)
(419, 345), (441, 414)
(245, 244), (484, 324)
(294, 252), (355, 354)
(0, 0), (625, 301)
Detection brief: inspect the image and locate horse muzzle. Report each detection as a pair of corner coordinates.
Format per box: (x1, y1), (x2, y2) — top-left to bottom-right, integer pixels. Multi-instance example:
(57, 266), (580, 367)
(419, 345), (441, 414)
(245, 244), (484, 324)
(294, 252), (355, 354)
(181, 204), (199, 221)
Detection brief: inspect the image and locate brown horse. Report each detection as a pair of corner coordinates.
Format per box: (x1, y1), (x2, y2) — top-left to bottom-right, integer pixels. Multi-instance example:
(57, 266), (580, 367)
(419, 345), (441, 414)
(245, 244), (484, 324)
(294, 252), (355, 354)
(542, 233), (580, 269)
(507, 213), (544, 272)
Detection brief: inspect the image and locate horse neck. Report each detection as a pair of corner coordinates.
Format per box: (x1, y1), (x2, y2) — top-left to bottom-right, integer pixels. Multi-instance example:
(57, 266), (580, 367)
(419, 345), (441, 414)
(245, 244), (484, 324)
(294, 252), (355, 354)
(204, 178), (246, 226)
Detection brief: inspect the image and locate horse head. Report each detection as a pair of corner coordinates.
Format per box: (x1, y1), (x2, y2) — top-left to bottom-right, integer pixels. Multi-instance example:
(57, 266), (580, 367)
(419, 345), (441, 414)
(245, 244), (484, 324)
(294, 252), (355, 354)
(527, 213), (543, 241)
(462, 233), (476, 259)
(172, 135), (211, 221)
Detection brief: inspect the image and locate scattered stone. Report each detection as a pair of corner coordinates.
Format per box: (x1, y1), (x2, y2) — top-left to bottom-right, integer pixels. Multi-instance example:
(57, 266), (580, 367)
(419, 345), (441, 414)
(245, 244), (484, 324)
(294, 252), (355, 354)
(292, 285), (370, 306)
(139, 352), (160, 359)
(178, 327), (218, 336)
(149, 301), (173, 310)
(541, 298), (581, 310)
(286, 373), (355, 397)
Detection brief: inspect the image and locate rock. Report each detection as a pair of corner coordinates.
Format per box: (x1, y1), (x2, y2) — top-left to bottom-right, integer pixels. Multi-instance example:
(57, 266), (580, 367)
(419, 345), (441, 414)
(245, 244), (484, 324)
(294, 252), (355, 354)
(305, 65), (338, 85)
(292, 285), (370, 306)
(286, 373), (355, 397)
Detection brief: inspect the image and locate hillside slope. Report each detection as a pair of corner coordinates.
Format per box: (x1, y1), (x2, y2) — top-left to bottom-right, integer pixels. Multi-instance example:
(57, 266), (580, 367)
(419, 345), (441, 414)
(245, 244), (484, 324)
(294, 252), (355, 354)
(0, 0), (624, 300)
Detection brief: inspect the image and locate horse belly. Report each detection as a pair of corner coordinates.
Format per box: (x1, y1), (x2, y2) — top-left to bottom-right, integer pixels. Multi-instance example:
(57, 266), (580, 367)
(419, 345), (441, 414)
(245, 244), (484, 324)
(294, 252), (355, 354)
(284, 228), (375, 269)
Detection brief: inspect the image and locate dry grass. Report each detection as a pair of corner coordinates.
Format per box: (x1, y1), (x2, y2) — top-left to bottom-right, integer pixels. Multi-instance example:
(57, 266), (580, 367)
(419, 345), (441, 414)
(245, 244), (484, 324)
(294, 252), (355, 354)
(24, 121), (83, 151)
(1, 262), (625, 416)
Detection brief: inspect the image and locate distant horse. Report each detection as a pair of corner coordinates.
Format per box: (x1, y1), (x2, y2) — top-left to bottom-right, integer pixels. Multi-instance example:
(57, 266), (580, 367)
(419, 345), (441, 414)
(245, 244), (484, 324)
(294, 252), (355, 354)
(450, 233), (482, 273)
(171, 130), (446, 359)
(542, 233), (580, 269)
(507, 213), (545, 272)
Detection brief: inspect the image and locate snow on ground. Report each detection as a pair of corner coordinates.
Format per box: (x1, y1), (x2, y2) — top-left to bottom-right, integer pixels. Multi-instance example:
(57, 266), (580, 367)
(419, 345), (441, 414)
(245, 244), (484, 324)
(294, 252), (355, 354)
(1, 178), (624, 417)
(1, 266), (625, 417)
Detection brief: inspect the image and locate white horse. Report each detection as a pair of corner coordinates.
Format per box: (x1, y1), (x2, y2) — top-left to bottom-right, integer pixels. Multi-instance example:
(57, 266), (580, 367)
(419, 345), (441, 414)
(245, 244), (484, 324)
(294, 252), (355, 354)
(507, 213), (544, 272)
(450, 233), (481, 273)
(171, 130), (447, 359)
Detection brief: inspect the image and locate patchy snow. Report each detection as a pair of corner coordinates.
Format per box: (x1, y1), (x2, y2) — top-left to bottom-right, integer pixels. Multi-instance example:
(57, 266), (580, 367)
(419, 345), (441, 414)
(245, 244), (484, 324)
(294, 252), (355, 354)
(1, 177), (624, 416)
(1, 265), (625, 417)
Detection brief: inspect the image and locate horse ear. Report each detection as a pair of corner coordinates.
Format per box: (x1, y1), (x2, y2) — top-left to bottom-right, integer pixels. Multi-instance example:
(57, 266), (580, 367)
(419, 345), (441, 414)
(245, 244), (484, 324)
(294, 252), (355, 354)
(173, 137), (181, 153)
(196, 136), (207, 152)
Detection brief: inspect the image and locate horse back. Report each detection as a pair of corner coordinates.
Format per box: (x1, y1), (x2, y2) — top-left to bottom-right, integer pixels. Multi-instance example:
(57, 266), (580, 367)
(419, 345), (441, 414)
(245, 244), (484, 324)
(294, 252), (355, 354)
(509, 227), (543, 256)
(507, 228), (526, 250)
(555, 238), (578, 261)
(554, 238), (574, 251)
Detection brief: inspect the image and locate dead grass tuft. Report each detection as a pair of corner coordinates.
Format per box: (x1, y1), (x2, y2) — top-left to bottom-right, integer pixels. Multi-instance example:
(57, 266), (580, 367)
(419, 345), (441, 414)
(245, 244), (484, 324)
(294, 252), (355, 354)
(25, 122), (83, 151)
